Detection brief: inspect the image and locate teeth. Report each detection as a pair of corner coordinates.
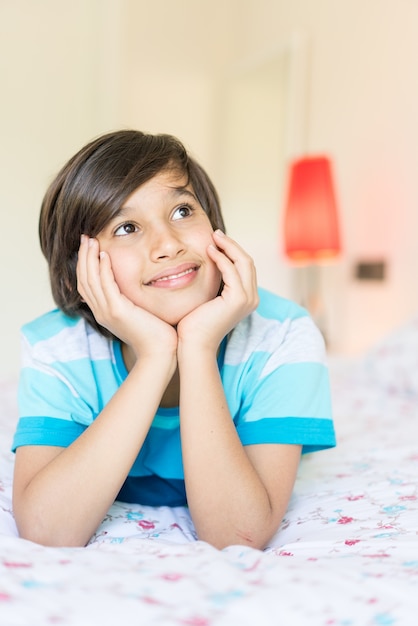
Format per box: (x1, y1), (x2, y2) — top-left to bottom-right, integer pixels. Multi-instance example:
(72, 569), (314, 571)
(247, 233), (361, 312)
(155, 268), (194, 282)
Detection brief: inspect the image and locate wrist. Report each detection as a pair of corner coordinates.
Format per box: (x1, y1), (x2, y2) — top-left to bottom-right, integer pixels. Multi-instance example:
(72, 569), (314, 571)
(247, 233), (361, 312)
(123, 342), (177, 376)
(177, 336), (219, 363)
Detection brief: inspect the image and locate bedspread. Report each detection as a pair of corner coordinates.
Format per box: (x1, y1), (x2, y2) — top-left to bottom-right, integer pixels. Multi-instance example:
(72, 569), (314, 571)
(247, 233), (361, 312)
(1, 343), (418, 624)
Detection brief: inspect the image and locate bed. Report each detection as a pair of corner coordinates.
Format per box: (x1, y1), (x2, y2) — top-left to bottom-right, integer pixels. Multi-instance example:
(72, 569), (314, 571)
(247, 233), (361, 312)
(1, 318), (418, 625)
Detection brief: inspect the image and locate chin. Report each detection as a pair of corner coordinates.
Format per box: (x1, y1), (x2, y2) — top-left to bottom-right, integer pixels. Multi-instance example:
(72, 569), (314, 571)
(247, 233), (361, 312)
(157, 300), (207, 327)
(153, 308), (184, 327)
(162, 313), (189, 327)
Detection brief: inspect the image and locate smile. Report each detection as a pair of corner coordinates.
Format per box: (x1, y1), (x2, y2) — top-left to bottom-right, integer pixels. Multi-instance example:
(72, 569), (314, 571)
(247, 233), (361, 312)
(146, 264), (199, 288)
(153, 268), (195, 283)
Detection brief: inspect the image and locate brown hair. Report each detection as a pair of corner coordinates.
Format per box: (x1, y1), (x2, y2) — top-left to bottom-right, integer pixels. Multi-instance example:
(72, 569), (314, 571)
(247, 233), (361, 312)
(39, 129), (225, 336)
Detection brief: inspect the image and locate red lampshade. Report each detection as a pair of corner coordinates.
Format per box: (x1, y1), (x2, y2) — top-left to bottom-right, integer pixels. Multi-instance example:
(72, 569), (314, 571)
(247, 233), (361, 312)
(283, 156), (341, 263)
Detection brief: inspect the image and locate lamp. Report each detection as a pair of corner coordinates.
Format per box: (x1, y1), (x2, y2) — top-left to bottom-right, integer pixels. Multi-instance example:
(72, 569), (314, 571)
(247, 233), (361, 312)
(283, 155), (341, 342)
(284, 155), (341, 263)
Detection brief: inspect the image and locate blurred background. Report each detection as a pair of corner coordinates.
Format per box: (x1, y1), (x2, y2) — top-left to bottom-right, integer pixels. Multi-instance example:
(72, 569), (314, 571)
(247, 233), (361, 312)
(1, 0), (418, 377)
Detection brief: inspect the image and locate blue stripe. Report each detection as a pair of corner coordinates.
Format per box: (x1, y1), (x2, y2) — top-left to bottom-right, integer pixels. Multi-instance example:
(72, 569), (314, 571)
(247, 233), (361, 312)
(12, 417), (86, 451)
(236, 417), (336, 453)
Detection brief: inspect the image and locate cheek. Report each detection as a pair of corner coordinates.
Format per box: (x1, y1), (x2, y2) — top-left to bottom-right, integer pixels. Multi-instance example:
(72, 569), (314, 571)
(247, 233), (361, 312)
(107, 252), (139, 295)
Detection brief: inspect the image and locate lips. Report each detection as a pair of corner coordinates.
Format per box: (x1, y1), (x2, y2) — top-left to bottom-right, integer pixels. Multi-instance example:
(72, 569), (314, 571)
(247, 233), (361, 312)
(145, 263), (199, 287)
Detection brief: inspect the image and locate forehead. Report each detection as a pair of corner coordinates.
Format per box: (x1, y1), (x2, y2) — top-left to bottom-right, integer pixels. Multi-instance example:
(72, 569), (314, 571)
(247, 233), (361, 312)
(122, 170), (196, 209)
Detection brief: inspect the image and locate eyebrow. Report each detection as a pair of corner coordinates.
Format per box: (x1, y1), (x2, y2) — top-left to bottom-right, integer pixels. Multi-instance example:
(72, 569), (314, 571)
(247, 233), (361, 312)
(114, 185), (199, 219)
(168, 185), (198, 201)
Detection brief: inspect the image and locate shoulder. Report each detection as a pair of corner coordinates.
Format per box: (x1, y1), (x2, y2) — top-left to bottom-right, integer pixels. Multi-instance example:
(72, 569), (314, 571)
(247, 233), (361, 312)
(21, 309), (113, 365)
(256, 287), (308, 322)
(225, 288), (326, 367)
(22, 309), (83, 344)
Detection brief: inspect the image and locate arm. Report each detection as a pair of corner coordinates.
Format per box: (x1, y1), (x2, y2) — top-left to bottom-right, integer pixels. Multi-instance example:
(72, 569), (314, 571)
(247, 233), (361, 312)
(13, 237), (177, 547)
(177, 231), (301, 549)
(178, 345), (301, 549)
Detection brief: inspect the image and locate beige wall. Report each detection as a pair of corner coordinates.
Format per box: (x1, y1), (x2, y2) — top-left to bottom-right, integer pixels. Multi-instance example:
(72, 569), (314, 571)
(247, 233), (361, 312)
(1, 0), (104, 377)
(0, 0), (242, 376)
(236, 0), (418, 353)
(1, 0), (417, 376)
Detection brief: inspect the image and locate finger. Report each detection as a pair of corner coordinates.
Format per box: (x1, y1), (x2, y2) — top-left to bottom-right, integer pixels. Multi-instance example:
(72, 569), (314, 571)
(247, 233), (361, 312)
(212, 230), (252, 264)
(97, 250), (124, 304)
(212, 231), (257, 284)
(77, 237), (109, 313)
(76, 235), (93, 302)
(84, 238), (103, 308)
(210, 232), (258, 296)
(207, 244), (242, 290)
(207, 245), (259, 315)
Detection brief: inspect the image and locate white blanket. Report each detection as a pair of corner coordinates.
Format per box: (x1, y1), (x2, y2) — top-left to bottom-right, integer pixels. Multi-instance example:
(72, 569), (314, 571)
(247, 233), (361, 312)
(1, 321), (418, 625)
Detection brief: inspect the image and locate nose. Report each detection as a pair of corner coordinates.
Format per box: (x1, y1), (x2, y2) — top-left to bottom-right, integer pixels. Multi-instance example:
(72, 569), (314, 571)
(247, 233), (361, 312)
(148, 223), (185, 261)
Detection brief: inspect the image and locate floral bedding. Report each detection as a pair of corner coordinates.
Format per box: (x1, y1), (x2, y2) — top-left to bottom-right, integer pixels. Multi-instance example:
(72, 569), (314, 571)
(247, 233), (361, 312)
(1, 320), (418, 625)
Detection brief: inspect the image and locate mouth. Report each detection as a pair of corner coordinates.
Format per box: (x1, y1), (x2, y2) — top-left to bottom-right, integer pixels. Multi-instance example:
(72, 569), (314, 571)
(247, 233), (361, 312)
(145, 263), (199, 287)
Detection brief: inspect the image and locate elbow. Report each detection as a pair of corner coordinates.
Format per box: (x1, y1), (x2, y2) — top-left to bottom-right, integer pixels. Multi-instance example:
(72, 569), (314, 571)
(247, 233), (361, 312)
(17, 531), (83, 549)
(15, 523), (85, 548)
(229, 527), (276, 551)
(13, 492), (93, 547)
(226, 509), (284, 550)
(200, 532), (270, 551)
(14, 510), (88, 548)
(198, 519), (281, 551)
(16, 525), (88, 548)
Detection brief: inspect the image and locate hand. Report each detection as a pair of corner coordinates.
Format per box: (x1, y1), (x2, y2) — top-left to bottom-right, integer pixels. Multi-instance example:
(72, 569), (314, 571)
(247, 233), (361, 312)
(76, 236), (178, 360)
(177, 230), (259, 350)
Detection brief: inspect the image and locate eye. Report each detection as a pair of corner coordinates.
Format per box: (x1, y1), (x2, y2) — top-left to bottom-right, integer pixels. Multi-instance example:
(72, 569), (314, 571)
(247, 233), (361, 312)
(114, 222), (138, 237)
(172, 204), (193, 221)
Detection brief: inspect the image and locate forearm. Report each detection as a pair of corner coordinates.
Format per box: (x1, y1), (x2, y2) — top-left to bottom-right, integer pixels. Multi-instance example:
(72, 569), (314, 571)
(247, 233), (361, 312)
(178, 346), (279, 550)
(14, 356), (175, 547)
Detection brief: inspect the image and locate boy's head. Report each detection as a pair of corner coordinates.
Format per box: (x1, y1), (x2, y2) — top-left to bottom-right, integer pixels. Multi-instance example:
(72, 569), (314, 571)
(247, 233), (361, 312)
(39, 130), (225, 335)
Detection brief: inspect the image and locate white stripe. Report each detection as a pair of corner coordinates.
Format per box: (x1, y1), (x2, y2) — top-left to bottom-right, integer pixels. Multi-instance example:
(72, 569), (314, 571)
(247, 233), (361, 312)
(225, 312), (327, 377)
(261, 316), (327, 377)
(22, 318), (113, 365)
(21, 335), (80, 398)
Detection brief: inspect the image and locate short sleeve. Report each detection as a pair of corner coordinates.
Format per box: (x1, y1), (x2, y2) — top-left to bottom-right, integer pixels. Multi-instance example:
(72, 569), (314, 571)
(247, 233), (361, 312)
(12, 313), (120, 451)
(221, 299), (336, 454)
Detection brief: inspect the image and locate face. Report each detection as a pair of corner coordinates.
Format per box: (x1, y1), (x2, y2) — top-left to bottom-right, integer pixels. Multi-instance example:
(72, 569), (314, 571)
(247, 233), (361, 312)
(96, 170), (222, 326)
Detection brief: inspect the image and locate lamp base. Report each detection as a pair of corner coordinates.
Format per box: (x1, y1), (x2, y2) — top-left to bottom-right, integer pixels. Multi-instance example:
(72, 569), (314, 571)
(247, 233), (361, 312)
(293, 264), (328, 344)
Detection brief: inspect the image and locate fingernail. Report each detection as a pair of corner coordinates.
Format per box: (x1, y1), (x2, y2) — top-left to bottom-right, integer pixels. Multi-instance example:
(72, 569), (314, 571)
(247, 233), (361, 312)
(215, 229), (225, 236)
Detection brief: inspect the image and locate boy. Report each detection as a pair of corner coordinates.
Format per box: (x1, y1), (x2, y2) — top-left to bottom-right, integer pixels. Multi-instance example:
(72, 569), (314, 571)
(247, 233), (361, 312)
(12, 130), (335, 549)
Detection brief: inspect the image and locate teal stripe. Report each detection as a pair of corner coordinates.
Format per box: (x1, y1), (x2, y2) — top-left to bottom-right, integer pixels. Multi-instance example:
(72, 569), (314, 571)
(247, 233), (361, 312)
(256, 287), (309, 321)
(260, 362), (332, 417)
(19, 359), (120, 418)
(22, 309), (79, 344)
(223, 361), (332, 421)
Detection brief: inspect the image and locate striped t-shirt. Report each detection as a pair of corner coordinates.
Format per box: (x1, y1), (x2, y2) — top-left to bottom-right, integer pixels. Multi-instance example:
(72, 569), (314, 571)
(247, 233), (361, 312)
(12, 287), (336, 506)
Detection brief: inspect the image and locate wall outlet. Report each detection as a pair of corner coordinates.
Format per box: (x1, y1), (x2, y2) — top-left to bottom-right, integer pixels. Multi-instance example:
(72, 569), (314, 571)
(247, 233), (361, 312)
(354, 260), (386, 281)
